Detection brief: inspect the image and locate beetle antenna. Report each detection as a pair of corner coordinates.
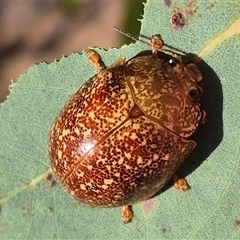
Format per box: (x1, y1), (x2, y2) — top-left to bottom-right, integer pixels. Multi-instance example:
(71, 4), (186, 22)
(113, 26), (153, 49)
(113, 26), (180, 59)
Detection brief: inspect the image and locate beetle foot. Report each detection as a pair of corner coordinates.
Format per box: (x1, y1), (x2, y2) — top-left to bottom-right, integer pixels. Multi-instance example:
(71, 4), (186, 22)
(121, 205), (133, 224)
(87, 49), (105, 72)
(173, 174), (189, 192)
(200, 110), (208, 124)
(150, 35), (164, 54)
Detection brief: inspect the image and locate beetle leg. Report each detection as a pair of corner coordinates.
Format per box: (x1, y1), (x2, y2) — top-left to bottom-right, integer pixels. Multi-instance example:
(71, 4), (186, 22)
(150, 35), (164, 55)
(121, 205), (133, 224)
(87, 49), (106, 72)
(173, 174), (189, 192)
(200, 110), (208, 124)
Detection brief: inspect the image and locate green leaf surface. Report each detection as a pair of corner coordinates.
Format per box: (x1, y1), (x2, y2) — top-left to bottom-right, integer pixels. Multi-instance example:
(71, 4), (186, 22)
(1, 0), (240, 239)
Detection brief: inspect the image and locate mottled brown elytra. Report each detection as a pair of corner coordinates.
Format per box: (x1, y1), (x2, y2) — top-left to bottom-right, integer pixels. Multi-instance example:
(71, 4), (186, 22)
(49, 27), (206, 223)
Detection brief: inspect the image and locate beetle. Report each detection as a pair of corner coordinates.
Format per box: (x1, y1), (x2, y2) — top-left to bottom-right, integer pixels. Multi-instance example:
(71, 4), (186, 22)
(49, 27), (206, 223)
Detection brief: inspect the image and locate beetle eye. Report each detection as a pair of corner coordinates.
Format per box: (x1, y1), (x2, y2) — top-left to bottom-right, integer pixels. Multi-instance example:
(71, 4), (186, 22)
(189, 88), (201, 100)
(162, 57), (180, 70)
(168, 58), (179, 68)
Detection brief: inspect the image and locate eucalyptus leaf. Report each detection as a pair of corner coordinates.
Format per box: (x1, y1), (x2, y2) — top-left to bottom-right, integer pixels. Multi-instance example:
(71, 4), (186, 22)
(1, 0), (240, 239)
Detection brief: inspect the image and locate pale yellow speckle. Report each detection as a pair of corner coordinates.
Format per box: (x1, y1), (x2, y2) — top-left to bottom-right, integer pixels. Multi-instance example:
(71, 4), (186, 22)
(70, 136), (75, 141)
(114, 194), (122, 199)
(106, 165), (111, 171)
(112, 111), (121, 118)
(153, 93), (161, 99)
(89, 111), (95, 119)
(153, 154), (159, 161)
(62, 129), (70, 136)
(87, 165), (93, 170)
(104, 179), (113, 185)
(105, 117), (115, 123)
(118, 157), (124, 164)
(102, 185), (108, 189)
(147, 159), (152, 166)
(125, 153), (131, 159)
(83, 128), (91, 138)
(137, 156), (143, 164)
(63, 160), (68, 169)
(77, 171), (84, 178)
(70, 190), (75, 196)
(74, 128), (80, 135)
(59, 135), (63, 141)
(125, 164), (131, 170)
(132, 123), (140, 129)
(163, 154), (170, 161)
(80, 184), (86, 190)
(86, 182), (92, 187)
(130, 132), (137, 140)
(58, 150), (62, 159)
(151, 144), (157, 149)
(114, 172), (120, 177)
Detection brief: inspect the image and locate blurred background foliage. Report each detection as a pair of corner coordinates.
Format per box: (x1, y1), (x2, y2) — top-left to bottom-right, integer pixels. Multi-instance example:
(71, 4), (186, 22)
(0, 0), (144, 103)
